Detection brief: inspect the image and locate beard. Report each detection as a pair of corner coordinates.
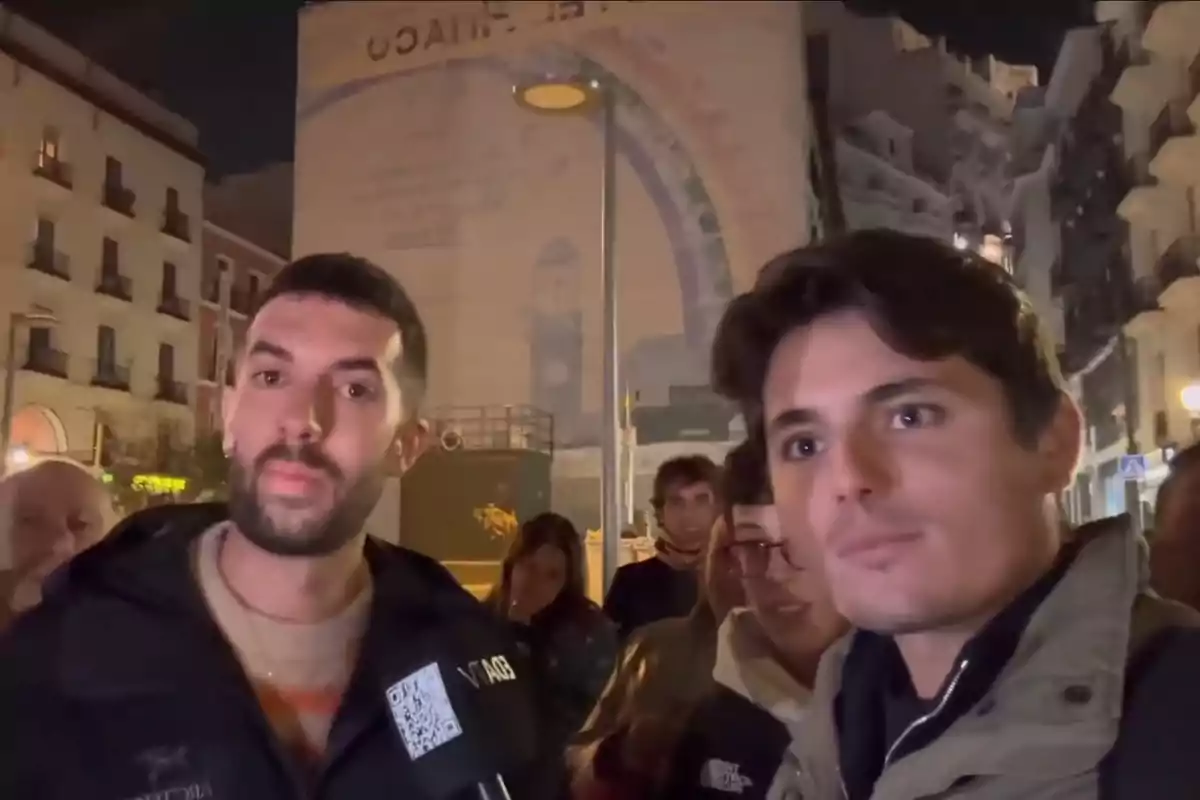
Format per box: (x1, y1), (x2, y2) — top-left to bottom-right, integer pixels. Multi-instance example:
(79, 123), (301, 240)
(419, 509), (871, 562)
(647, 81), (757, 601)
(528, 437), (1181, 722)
(227, 441), (386, 557)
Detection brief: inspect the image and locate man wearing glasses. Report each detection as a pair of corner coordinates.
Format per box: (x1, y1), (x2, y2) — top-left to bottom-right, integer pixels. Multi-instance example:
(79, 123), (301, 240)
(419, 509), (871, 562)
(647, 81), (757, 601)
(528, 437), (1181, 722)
(663, 440), (846, 798)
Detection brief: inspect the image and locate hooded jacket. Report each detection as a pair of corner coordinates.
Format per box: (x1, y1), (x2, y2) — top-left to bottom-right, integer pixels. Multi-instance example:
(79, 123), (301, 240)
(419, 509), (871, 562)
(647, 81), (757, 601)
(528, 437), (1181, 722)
(759, 516), (1200, 800)
(661, 610), (798, 799)
(0, 504), (543, 800)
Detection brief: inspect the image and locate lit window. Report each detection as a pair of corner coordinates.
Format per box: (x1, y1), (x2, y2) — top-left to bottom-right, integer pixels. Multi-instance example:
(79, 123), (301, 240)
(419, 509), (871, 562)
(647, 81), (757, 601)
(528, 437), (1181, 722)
(38, 126), (61, 167)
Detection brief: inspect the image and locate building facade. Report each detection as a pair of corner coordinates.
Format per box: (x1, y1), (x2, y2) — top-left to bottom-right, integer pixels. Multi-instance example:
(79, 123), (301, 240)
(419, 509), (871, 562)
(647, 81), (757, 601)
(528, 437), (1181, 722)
(195, 222), (285, 436)
(837, 111), (957, 243)
(196, 167), (292, 436)
(0, 9), (202, 471)
(1107, 0), (1200, 500)
(294, 1), (819, 535)
(998, 19), (1138, 521)
(805, 2), (1034, 265)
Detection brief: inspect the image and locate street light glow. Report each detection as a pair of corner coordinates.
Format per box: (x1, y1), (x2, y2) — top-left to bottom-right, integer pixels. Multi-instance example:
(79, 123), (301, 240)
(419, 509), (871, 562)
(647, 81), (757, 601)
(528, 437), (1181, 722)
(1180, 382), (1200, 414)
(513, 77), (599, 115)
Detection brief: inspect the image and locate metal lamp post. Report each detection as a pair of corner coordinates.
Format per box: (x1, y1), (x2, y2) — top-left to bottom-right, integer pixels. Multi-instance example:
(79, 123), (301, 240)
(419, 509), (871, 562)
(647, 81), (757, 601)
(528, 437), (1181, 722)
(513, 76), (622, 593)
(0, 311), (59, 476)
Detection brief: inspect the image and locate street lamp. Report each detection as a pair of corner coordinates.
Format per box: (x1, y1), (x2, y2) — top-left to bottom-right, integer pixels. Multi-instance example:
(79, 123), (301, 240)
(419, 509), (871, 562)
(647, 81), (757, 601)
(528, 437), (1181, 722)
(1180, 381), (1200, 441)
(513, 76), (622, 593)
(0, 311), (58, 476)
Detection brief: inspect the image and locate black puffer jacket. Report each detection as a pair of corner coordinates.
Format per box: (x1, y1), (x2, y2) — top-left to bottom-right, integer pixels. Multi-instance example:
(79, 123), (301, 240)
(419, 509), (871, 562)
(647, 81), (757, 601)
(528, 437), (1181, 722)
(0, 504), (543, 799)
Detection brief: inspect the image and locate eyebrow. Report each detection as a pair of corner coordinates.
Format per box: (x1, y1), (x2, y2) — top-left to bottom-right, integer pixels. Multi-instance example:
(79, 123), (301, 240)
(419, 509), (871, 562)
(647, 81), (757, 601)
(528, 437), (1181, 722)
(767, 376), (943, 435)
(247, 339), (383, 376)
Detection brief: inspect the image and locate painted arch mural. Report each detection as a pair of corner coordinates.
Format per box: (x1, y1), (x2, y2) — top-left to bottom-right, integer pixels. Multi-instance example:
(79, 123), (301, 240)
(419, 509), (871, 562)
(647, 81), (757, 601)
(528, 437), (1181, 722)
(295, 1), (815, 445)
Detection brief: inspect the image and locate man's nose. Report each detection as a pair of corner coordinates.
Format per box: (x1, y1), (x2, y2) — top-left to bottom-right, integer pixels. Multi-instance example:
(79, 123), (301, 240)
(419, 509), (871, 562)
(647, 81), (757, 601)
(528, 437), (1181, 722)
(825, 429), (891, 503)
(277, 379), (333, 443)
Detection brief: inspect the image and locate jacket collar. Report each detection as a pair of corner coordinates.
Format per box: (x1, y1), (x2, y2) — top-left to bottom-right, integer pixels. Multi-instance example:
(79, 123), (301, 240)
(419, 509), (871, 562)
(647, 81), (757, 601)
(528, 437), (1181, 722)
(795, 515), (1145, 799)
(713, 608), (812, 726)
(47, 504), (482, 700)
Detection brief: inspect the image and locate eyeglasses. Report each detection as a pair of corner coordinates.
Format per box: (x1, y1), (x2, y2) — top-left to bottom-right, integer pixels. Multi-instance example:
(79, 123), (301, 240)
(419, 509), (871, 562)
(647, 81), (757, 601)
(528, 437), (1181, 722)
(727, 540), (803, 578)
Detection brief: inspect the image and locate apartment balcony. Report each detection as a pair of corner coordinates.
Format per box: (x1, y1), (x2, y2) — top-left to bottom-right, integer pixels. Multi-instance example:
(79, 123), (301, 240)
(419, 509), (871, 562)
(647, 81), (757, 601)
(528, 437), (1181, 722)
(155, 377), (189, 406)
(23, 346), (68, 379)
(201, 277), (221, 305)
(1157, 234), (1200, 312)
(95, 270), (133, 302)
(1117, 157), (1177, 225)
(91, 360), (132, 392)
(1111, 61), (1170, 113)
(157, 294), (191, 322)
(1124, 275), (1167, 340)
(32, 157), (73, 193)
(101, 183), (136, 220)
(1150, 54), (1200, 186)
(230, 286), (254, 316)
(1151, 126), (1200, 186)
(161, 208), (191, 246)
(1143, 1), (1200, 62)
(26, 244), (70, 282)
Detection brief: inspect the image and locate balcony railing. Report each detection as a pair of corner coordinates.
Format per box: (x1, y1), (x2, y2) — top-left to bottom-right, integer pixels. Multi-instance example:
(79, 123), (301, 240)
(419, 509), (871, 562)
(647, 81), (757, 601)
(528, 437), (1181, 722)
(155, 377), (189, 405)
(162, 209), (191, 242)
(102, 183), (136, 217)
(92, 360), (131, 392)
(26, 244), (70, 280)
(33, 157), (72, 189)
(157, 294), (191, 321)
(425, 405), (555, 454)
(24, 346), (68, 379)
(96, 270), (133, 301)
(1157, 234), (1200, 290)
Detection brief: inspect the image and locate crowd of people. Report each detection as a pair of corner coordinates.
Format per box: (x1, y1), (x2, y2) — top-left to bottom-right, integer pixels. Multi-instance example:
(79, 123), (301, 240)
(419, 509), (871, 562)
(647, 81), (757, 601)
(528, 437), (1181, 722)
(3, 230), (1200, 798)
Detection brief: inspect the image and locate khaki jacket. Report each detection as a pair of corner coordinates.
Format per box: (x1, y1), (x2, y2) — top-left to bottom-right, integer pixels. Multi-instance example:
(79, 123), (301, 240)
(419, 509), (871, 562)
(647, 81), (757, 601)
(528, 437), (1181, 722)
(755, 519), (1192, 800)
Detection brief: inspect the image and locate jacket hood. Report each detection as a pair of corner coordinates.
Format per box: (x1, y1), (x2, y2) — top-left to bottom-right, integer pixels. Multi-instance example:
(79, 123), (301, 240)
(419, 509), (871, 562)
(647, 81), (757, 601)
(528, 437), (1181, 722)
(713, 608), (811, 726)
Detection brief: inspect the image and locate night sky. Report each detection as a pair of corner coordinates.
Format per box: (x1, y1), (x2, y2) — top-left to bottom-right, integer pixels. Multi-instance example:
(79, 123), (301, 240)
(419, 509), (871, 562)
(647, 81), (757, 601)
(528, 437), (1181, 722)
(7, 1), (1096, 177)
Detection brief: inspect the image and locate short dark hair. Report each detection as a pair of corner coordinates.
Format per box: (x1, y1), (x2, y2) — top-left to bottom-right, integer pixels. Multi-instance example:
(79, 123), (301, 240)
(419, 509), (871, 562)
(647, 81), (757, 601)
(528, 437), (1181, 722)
(651, 454), (721, 524)
(721, 439), (772, 532)
(1155, 441), (1200, 530)
(722, 439), (772, 509)
(711, 229), (1065, 445)
(253, 253), (429, 412)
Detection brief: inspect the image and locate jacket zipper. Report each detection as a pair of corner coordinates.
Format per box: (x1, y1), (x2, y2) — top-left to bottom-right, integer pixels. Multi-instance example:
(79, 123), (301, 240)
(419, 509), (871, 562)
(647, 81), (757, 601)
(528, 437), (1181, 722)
(881, 657), (970, 770)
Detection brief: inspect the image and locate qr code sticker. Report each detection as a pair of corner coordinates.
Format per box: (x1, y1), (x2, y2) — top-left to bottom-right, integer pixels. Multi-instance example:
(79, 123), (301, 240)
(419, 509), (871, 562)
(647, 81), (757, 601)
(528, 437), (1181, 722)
(386, 662), (463, 759)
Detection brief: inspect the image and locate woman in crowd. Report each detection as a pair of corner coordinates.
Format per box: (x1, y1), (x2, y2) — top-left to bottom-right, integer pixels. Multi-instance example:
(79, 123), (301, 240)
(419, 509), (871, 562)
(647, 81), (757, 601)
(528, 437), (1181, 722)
(0, 456), (116, 628)
(487, 512), (618, 795)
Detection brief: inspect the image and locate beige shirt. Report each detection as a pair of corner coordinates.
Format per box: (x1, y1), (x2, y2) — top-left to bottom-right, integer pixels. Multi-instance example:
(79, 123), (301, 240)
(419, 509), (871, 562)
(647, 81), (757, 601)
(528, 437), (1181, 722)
(193, 524), (372, 766)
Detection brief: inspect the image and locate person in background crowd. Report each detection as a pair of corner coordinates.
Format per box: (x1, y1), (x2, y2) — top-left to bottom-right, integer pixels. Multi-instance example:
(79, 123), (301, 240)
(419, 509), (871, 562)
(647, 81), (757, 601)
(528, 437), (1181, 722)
(603, 454), (721, 639)
(1150, 441), (1200, 611)
(0, 456), (116, 628)
(487, 512), (617, 796)
(570, 472), (742, 800)
(0, 254), (542, 799)
(712, 229), (1200, 799)
(664, 438), (848, 798)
